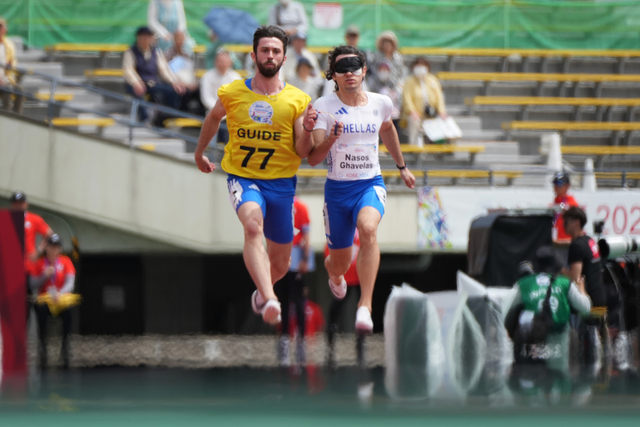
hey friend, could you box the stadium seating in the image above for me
[379,144,485,165]
[85,68,245,80]
[9,39,640,188]
[35,93,75,102]
[504,121,640,131]
[467,96,640,107]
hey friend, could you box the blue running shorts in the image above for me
[226,174,297,244]
[323,175,386,250]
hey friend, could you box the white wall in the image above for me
[0,116,419,253]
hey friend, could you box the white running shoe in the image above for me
[355,306,373,333]
[262,299,282,325]
[251,290,265,315]
[328,277,347,300]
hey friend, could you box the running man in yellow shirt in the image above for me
[195,25,318,325]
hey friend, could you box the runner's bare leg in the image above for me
[325,247,352,286]
[266,239,293,285]
[238,202,277,302]
[355,207,382,311]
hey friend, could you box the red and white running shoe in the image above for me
[328,277,347,300]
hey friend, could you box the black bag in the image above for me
[529,278,556,343]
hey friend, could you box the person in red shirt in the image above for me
[29,234,75,369]
[11,191,54,321]
[325,230,360,362]
[275,196,315,366]
[11,191,54,269]
[551,172,579,243]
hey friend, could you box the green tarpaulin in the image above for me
[0,0,639,50]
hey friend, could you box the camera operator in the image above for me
[561,207,606,308]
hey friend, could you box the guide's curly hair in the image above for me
[325,45,367,91]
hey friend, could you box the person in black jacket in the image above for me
[561,207,606,307]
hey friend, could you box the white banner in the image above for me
[312,3,343,29]
[418,187,640,252]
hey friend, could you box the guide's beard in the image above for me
[257,59,283,78]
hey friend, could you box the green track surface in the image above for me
[1,367,639,426]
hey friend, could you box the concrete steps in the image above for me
[133,139,187,157]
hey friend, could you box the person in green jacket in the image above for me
[511,246,592,336]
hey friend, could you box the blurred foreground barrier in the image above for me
[384,273,516,400]
[0,210,27,376]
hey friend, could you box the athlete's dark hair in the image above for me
[325,45,367,91]
[563,206,587,229]
[253,25,288,57]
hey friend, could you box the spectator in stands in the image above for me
[148,0,191,54]
[281,33,320,83]
[345,25,360,48]
[401,58,447,146]
[562,207,607,308]
[268,0,308,37]
[205,30,241,71]
[11,191,54,320]
[29,234,76,369]
[367,59,402,132]
[0,17,24,114]
[551,171,579,243]
[287,57,320,102]
[369,31,406,91]
[275,196,315,366]
[165,30,202,115]
[123,26,185,126]
[200,49,242,143]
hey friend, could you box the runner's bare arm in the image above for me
[307,123,343,166]
[294,104,318,159]
[380,120,416,189]
[194,99,227,173]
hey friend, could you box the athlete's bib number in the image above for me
[335,144,377,179]
[240,146,275,170]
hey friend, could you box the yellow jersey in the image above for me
[218,79,311,179]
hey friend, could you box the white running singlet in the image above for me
[313,91,393,181]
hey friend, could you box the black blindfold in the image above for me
[334,56,364,73]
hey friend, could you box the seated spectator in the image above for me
[200,50,242,142]
[0,17,24,114]
[506,246,591,349]
[29,234,77,369]
[165,30,202,114]
[281,33,320,83]
[268,0,308,37]
[205,30,241,71]
[148,0,190,54]
[368,59,402,131]
[369,30,406,90]
[123,26,185,126]
[401,58,447,146]
[287,57,320,102]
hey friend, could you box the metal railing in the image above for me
[1,64,206,150]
